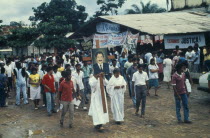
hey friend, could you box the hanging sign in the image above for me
[96,22,120,33]
[164,33,206,49]
[93,32,127,48]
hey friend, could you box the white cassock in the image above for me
[88,76,109,126]
[107,75,126,122]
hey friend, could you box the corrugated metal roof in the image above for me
[99,12,210,35]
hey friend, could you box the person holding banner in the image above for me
[88,73,109,132]
[93,51,110,80]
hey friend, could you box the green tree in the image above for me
[29,0,88,31]
[94,0,127,17]
[0,20,3,33]
[34,16,75,50]
[0,20,7,48]
[125,1,166,14]
[7,27,39,55]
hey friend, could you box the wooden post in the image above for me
[99,75,107,113]
[96,40,100,49]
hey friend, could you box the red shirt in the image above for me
[59,80,74,102]
[59,77,65,84]
[172,73,186,94]
[42,74,56,93]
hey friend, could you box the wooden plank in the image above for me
[99,75,107,113]
[108,55,115,60]
[82,57,92,61]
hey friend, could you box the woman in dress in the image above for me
[163,55,173,89]
[29,68,41,109]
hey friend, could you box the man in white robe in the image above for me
[88,73,109,131]
[107,69,126,124]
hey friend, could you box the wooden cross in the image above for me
[99,74,107,113]
[95,40,107,113]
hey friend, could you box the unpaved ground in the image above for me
[0,83,210,138]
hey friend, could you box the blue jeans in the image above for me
[46,92,56,113]
[79,89,85,108]
[0,88,6,106]
[16,82,28,105]
[83,78,90,99]
[129,81,136,106]
[121,68,126,81]
[174,94,189,121]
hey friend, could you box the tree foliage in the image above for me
[29,0,88,31]
[94,0,127,17]
[34,16,75,49]
[0,20,7,47]
[7,27,39,49]
[125,1,166,14]
[29,0,86,49]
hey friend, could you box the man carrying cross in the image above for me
[88,73,109,132]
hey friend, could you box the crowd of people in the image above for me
[0,43,209,132]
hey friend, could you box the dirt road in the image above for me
[0,83,210,138]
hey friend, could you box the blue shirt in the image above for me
[156,57,163,64]
[82,65,92,78]
[178,57,186,64]
[120,57,128,68]
[127,65,138,80]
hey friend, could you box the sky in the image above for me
[0,0,170,25]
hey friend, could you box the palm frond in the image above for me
[131,4,141,13]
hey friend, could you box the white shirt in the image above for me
[115,51,120,59]
[139,58,144,64]
[38,65,42,71]
[72,71,84,90]
[11,61,16,70]
[4,64,13,77]
[70,66,76,72]
[53,71,61,83]
[109,65,119,74]
[145,52,152,64]
[98,63,103,70]
[124,61,133,69]
[194,51,200,64]
[38,70,46,80]
[149,57,157,64]
[163,58,172,73]
[185,51,195,62]
[148,64,159,79]
[53,56,56,64]
[14,68,26,83]
[63,60,71,68]
[132,71,149,86]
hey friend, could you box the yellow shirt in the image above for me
[29,74,40,87]
[58,67,64,72]
[204,55,210,61]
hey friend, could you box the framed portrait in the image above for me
[92,48,109,77]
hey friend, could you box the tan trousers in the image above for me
[60,101,74,125]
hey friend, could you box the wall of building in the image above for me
[172,0,210,10]
[11,46,55,56]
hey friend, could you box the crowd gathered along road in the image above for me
[0,83,210,138]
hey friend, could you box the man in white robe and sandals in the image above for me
[88,72,109,132]
[107,68,126,125]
